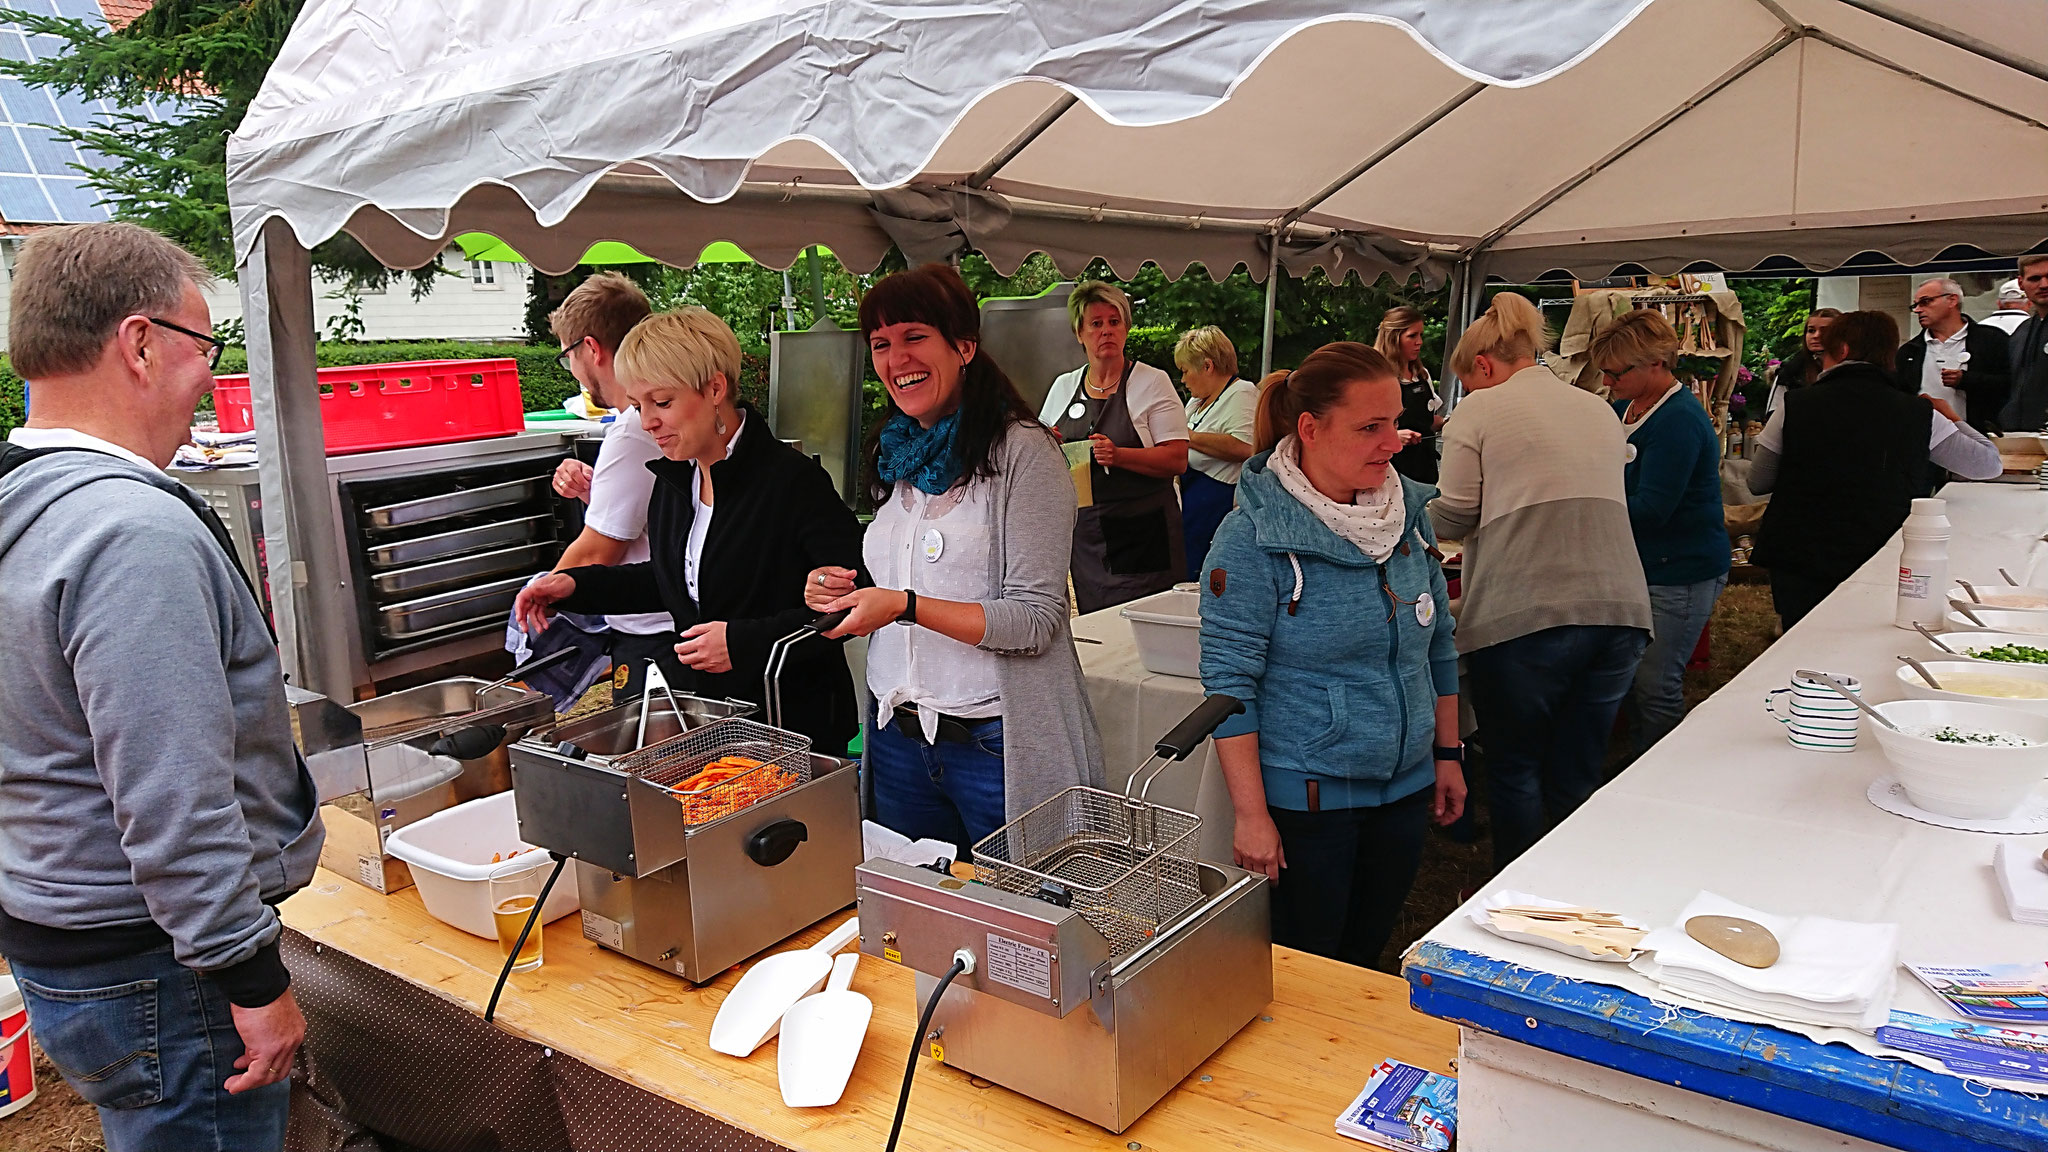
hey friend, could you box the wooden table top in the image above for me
[282,869,1457,1151]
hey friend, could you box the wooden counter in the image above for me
[283,868,1456,1151]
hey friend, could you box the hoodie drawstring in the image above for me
[1284,552,1303,616]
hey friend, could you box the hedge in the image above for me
[0,339,773,440]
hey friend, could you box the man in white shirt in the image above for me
[545,272,674,701]
[1983,280,2033,336]
[1896,277,2010,435]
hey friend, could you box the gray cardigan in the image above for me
[867,420,1105,821]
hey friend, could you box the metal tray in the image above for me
[364,477,550,531]
[370,542,556,600]
[349,678,555,746]
[540,695,759,759]
[376,574,535,640]
[364,514,554,570]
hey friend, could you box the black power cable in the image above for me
[883,956,968,1152]
[484,852,568,1024]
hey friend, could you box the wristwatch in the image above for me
[895,588,918,626]
[1432,743,1465,764]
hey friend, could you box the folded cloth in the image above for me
[504,604,612,711]
[1994,840,2048,926]
[1631,891,1897,1032]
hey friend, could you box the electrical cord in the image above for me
[484,852,568,1024]
[883,956,968,1152]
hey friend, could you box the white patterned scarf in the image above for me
[1267,435,1406,562]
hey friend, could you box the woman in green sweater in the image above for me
[1590,310,1730,758]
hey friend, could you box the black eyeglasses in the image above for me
[149,317,226,369]
[556,336,588,372]
[1910,295,1954,310]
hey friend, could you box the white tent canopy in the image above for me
[226,0,2048,698]
[230,0,2048,285]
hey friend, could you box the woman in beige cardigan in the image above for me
[1428,293,1651,871]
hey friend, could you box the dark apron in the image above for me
[1392,372,1438,484]
[1055,364,1185,614]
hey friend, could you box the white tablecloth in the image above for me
[1416,482,2048,1079]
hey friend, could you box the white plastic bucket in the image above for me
[1120,587,1203,678]
[383,791,579,939]
[0,975,38,1119]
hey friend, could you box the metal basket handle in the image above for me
[1123,694,1245,806]
[764,609,852,729]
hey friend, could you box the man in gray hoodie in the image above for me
[0,222,322,1151]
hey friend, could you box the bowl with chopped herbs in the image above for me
[1870,699,2048,819]
[1950,634,2048,665]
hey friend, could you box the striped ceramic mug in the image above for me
[1764,671,1862,752]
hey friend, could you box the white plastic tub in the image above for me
[383,791,579,939]
[1120,587,1202,678]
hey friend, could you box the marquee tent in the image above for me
[224,0,2048,696]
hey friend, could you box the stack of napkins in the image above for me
[1993,841,2048,925]
[1630,891,1898,1032]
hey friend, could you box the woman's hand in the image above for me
[1929,395,1963,424]
[1397,428,1424,447]
[1232,810,1286,882]
[512,572,575,635]
[1089,433,1117,467]
[1432,760,1467,826]
[804,565,858,612]
[674,621,731,673]
[819,587,909,639]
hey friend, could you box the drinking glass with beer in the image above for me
[489,859,548,972]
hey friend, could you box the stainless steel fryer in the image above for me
[855,694,1269,1133]
[510,711,860,982]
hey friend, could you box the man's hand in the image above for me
[1939,367,1964,389]
[553,458,594,501]
[225,990,305,1095]
[675,621,732,673]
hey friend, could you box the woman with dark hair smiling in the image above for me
[806,264,1103,857]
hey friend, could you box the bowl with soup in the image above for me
[1869,699,2048,819]
[1893,660,2048,717]
[1947,585,2048,612]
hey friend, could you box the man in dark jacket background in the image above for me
[1896,276,2009,435]
[2001,254,2048,433]
[0,223,321,1151]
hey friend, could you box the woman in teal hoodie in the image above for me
[1199,342,1466,971]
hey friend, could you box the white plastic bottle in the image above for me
[1896,497,1950,630]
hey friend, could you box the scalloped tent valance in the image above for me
[228,0,2048,285]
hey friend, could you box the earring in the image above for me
[715,414,727,437]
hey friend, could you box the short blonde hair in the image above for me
[549,271,650,352]
[1172,326,1238,378]
[1067,280,1132,332]
[1448,292,1552,379]
[1588,309,1680,373]
[614,307,742,399]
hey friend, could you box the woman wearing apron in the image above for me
[1037,281,1191,613]
[1376,306,1442,483]
[1175,325,1257,581]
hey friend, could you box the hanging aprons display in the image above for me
[1054,363,1185,614]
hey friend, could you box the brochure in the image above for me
[1334,1059,1457,1151]
[1876,1011,2048,1086]
[1906,962,2048,1024]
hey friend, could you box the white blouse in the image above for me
[863,475,1004,740]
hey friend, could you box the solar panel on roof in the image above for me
[0,173,52,221]
[43,175,104,222]
[0,2,162,223]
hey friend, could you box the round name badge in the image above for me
[1624,443,1639,463]
[1415,591,1435,628]
[922,528,944,563]
[1067,401,1087,421]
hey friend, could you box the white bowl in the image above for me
[1949,586,2048,612]
[1924,631,2048,665]
[1946,606,2048,635]
[1893,661,2048,717]
[1868,699,2048,820]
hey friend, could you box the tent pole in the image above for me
[805,245,831,329]
[1439,259,1475,414]
[244,218,354,699]
[1259,234,1281,378]
[1832,0,2048,84]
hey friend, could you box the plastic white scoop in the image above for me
[777,951,873,1107]
[709,916,860,1057]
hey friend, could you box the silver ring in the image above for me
[816,572,824,586]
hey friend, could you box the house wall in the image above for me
[0,240,531,351]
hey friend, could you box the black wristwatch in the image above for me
[1433,743,1465,764]
[895,588,918,626]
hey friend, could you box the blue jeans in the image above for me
[867,705,1007,860]
[1467,624,1648,871]
[1627,575,1727,757]
[1180,469,1237,582]
[7,946,289,1152]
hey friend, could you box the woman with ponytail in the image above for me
[1199,342,1466,970]
[805,264,1103,858]
[1375,306,1442,483]
[1430,292,1650,871]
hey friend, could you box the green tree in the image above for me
[0,0,443,293]
[1729,278,1818,370]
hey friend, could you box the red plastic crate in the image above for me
[213,359,525,455]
